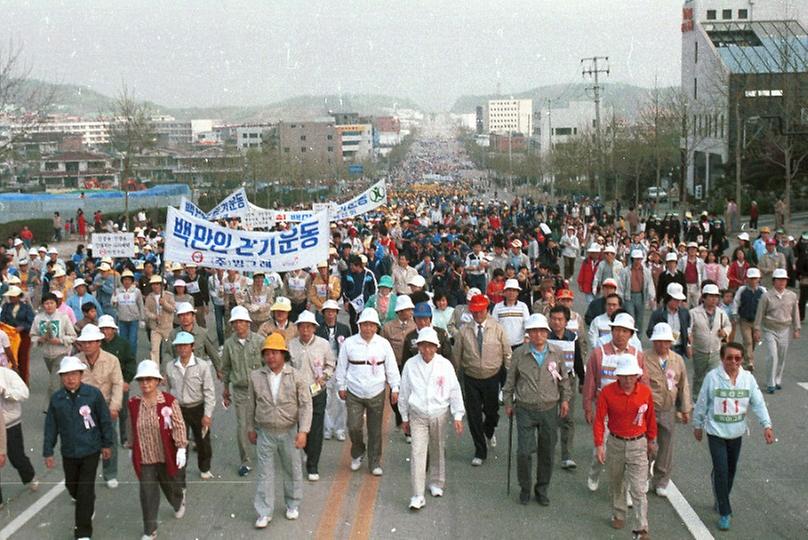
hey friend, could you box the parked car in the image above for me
[647,186,668,201]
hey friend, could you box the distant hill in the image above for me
[450,82,676,121]
[22,80,422,121]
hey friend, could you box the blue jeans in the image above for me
[213,303,225,346]
[708,434,742,516]
[118,320,139,359]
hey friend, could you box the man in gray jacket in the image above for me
[246,332,312,529]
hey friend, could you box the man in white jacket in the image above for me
[400,327,464,510]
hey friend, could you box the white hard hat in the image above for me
[666,283,686,300]
[395,295,415,312]
[97,315,118,330]
[357,307,381,326]
[613,354,643,376]
[650,322,675,342]
[295,310,319,326]
[72,278,87,288]
[134,360,163,380]
[772,268,788,280]
[524,313,550,331]
[630,249,645,259]
[587,243,602,253]
[58,356,87,374]
[175,302,196,315]
[665,252,678,262]
[603,245,616,254]
[407,275,426,288]
[608,312,637,332]
[504,279,521,290]
[415,327,440,346]
[321,299,341,312]
[746,268,761,279]
[702,283,721,296]
[76,324,105,342]
[229,305,252,323]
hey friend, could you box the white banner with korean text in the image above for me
[165,207,329,272]
[206,188,250,221]
[179,197,209,220]
[91,233,135,258]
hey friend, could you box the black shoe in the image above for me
[776,384,782,390]
[536,494,550,506]
[519,491,530,505]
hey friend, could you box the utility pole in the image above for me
[581,56,610,200]
[546,97,555,202]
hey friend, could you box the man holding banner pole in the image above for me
[341,255,377,334]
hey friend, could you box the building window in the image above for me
[722,9,732,19]
[738,9,748,19]
[327,134,333,140]
[301,147,307,152]
[706,10,716,20]
[283,147,290,153]
[694,77,698,99]
[300,135,306,141]
[327,146,334,152]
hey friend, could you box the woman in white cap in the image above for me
[44,356,114,540]
[144,276,176,364]
[400,327,464,510]
[126,360,188,540]
[113,269,145,359]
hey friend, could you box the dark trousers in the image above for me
[467,273,487,293]
[213,303,225,346]
[180,403,212,474]
[0,423,37,502]
[516,406,558,496]
[63,452,100,539]
[139,463,184,535]
[563,256,575,280]
[799,284,808,321]
[559,375,576,460]
[346,390,385,470]
[708,434,743,517]
[119,389,130,445]
[348,304,359,334]
[463,374,500,460]
[304,391,327,474]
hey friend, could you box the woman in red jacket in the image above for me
[727,247,749,290]
[128,360,188,539]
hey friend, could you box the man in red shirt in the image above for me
[594,354,656,539]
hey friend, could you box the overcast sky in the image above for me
[5,0,685,110]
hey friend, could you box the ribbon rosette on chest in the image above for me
[436,375,446,398]
[547,361,562,381]
[665,368,676,390]
[79,405,95,430]
[337,335,345,345]
[369,356,378,375]
[161,406,173,430]
[634,403,648,426]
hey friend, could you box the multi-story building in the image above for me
[335,123,373,162]
[533,101,600,155]
[486,99,533,135]
[278,120,341,167]
[235,124,275,152]
[681,0,808,198]
[19,117,111,148]
[34,151,120,189]
[374,116,401,148]
[152,116,193,147]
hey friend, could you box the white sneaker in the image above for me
[29,477,40,492]
[488,435,497,448]
[174,491,186,518]
[429,485,444,497]
[371,467,383,476]
[308,473,320,482]
[350,456,363,471]
[655,486,669,498]
[285,507,299,520]
[626,492,633,508]
[405,435,412,444]
[587,475,599,492]
[106,478,119,489]
[560,459,577,470]
[471,457,483,466]
[140,534,156,540]
[200,471,214,480]
[409,496,426,510]
[336,430,347,441]
[324,431,333,440]
[255,515,271,528]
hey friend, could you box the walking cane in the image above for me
[506,413,513,495]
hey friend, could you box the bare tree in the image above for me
[0,40,58,159]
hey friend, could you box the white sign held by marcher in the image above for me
[179,197,209,220]
[165,206,329,272]
[91,233,135,258]
[207,188,249,220]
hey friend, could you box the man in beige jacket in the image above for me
[453,294,511,466]
[144,276,175,364]
[246,333,312,529]
[76,324,124,489]
[644,323,691,497]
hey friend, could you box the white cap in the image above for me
[38,246,47,252]
[524,313,550,331]
[466,287,482,302]
[687,241,698,249]
[357,307,381,326]
[540,223,552,235]
[175,302,196,315]
[295,310,319,326]
[702,283,721,296]
[76,324,105,342]
[650,322,675,342]
[321,299,341,312]
[134,360,163,380]
[614,354,643,376]
[630,249,644,259]
[52,268,66,278]
[602,278,618,289]
[746,267,761,279]
[737,232,750,241]
[97,315,118,330]
[666,283,686,300]
[608,312,636,331]
[773,268,788,280]
[504,279,521,290]
[173,279,187,288]
[395,295,415,312]
[603,245,616,254]
[407,275,426,288]
[587,243,602,253]
[28,248,38,256]
[13,238,22,246]
[17,258,28,265]
[73,278,87,288]
[415,327,440,346]
[58,356,87,374]
[229,305,251,323]
[47,247,58,255]
[665,252,678,262]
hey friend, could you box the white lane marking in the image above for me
[0,480,65,540]
[797,382,808,391]
[667,480,714,540]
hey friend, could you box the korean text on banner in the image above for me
[207,188,249,220]
[244,202,276,230]
[165,206,329,273]
[179,197,209,220]
[91,233,135,258]
[330,179,386,221]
